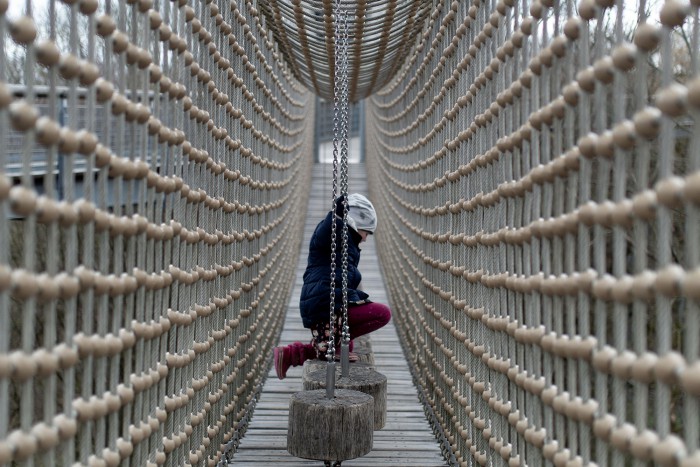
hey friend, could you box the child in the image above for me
[273,193,391,379]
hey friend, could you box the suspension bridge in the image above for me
[1,0,699,466]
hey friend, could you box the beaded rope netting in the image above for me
[2,0,700,466]
[367,0,700,466]
[0,0,312,464]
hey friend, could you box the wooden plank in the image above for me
[230,163,446,466]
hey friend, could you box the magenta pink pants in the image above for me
[346,302,392,339]
[285,302,392,364]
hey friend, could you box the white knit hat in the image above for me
[347,193,377,233]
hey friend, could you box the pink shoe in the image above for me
[274,346,292,380]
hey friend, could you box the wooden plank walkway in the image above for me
[230,163,447,466]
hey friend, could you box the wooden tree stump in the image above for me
[303,362,387,429]
[287,389,374,462]
[302,359,376,378]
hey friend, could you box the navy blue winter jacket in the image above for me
[299,210,370,328]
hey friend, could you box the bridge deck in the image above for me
[231,163,447,466]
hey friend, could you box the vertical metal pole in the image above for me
[358,99,365,163]
[341,341,350,377]
[56,96,66,200]
[326,361,337,398]
[314,96,321,163]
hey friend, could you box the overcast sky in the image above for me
[7,0,662,22]
[8,0,45,19]
[5,0,665,47]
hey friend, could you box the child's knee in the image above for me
[375,303,392,326]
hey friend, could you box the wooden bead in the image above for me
[655,263,685,296]
[562,82,580,107]
[32,422,59,450]
[656,176,686,208]
[159,24,172,41]
[137,49,152,69]
[683,267,700,300]
[0,174,10,204]
[659,0,690,28]
[630,429,659,461]
[610,423,636,452]
[628,352,657,384]
[612,42,637,71]
[634,23,661,52]
[9,16,37,44]
[148,10,162,29]
[36,40,61,67]
[564,17,582,40]
[610,350,636,379]
[612,120,636,149]
[632,190,658,220]
[592,345,616,373]
[655,83,688,117]
[112,31,129,54]
[593,56,614,84]
[9,186,37,216]
[0,82,11,109]
[595,131,615,158]
[36,273,61,301]
[93,78,114,103]
[96,14,116,37]
[681,452,700,467]
[578,133,598,159]
[592,413,616,440]
[680,360,700,396]
[9,100,39,132]
[79,0,98,14]
[655,351,685,384]
[553,449,572,467]
[684,171,700,204]
[652,435,687,467]
[530,0,545,19]
[543,441,559,460]
[7,430,38,461]
[633,107,662,139]
[59,54,81,80]
[79,61,100,86]
[53,414,77,441]
[58,127,79,153]
[137,0,152,12]
[76,129,98,155]
[9,349,37,381]
[35,116,61,147]
[631,270,657,300]
[576,67,596,93]
[578,0,598,20]
[551,36,568,58]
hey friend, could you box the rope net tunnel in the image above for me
[0,1,699,467]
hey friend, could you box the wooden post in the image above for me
[287,389,374,462]
[303,362,388,429]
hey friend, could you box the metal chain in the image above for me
[326,0,353,393]
[338,0,351,362]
